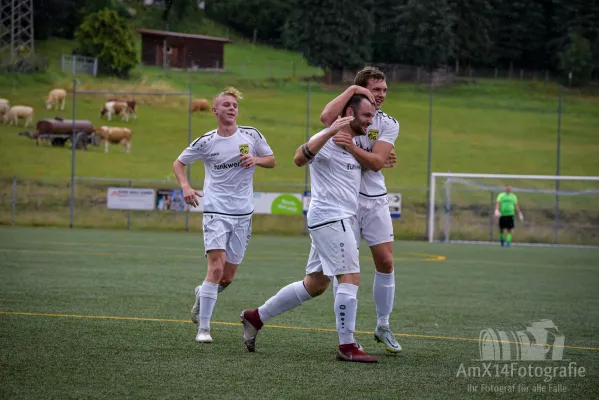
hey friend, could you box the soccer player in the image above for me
[494,184,524,247]
[319,66,401,353]
[173,87,276,343]
[240,94,379,363]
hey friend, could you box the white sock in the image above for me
[335,283,358,345]
[198,281,219,330]
[196,284,227,295]
[373,270,395,327]
[218,285,227,293]
[258,281,312,323]
[332,276,339,298]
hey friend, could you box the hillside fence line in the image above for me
[3,80,596,246]
[3,176,598,246]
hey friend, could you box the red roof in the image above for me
[136,29,232,43]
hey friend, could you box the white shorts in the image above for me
[202,214,252,265]
[353,196,394,248]
[305,218,360,277]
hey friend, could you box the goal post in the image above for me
[428,173,599,247]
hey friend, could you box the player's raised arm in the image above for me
[294,116,354,167]
[334,135,394,172]
[320,86,375,127]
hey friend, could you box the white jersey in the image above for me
[177,126,273,217]
[307,130,362,228]
[354,110,399,198]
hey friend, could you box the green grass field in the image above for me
[1,226,598,399]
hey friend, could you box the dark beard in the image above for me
[351,120,366,136]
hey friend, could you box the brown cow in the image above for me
[99,101,132,122]
[94,125,133,153]
[191,98,210,113]
[108,98,137,119]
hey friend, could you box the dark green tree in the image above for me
[394,0,457,69]
[551,0,599,72]
[490,0,547,71]
[206,0,290,44]
[451,0,495,68]
[559,32,594,86]
[33,0,130,40]
[74,9,137,77]
[282,0,374,81]
[370,0,405,63]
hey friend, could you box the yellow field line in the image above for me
[1,311,597,351]
[0,248,445,262]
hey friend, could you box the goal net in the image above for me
[428,173,599,247]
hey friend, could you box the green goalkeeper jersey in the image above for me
[497,192,518,216]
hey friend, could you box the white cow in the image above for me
[45,88,67,110]
[2,105,34,128]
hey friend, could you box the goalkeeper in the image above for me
[494,185,523,247]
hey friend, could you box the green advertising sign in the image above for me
[271,194,302,215]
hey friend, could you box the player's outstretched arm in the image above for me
[294,116,354,167]
[320,85,375,127]
[173,160,202,207]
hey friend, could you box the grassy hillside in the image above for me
[1,37,598,240]
[1,50,597,186]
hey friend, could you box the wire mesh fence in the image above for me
[2,77,596,246]
[1,176,431,238]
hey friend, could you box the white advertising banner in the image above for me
[107,187,156,210]
[388,193,402,219]
[181,192,302,215]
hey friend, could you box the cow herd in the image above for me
[2,88,212,154]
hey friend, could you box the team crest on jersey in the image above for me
[239,144,249,155]
[367,129,379,141]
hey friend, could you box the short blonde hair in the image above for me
[213,86,243,106]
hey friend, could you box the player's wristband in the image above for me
[301,143,315,160]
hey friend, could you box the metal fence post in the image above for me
[93,58,98,77]
[489,191,494,241]
[12,176,16,227]
[302,81,311,236]
[72,55,76,75]
[61,55,64,74]
[69,79,77,228]
[185,82,193,232]
[127,180,132,230]
[425,80,434,239]
[554,86,563,244]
